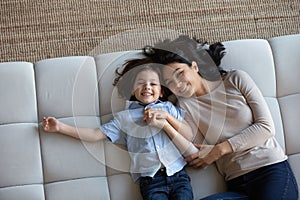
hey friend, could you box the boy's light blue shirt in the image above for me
[99,100,187,182]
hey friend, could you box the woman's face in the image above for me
[162,62,201,98]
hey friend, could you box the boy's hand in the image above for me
[143,108,168,121]
[43,117,60,132]
[143,111,166,129]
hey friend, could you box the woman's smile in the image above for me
[178,82,188,93]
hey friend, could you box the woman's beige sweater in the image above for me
[178,70,287,181]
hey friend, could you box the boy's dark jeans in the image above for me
[139,168,193,200]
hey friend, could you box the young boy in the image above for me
[43,59,197,200]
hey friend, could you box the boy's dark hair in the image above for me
[143,35,226,81]
[113,58,171,101]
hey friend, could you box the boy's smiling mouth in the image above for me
[142,92,153,96]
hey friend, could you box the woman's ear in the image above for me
[191,61,199,72]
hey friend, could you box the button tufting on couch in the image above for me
[0,34,299,200]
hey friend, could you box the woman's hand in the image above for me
[185,141,233,169]
[185,144,215,169]
[43,116,60,132]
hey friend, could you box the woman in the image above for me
[142,35,299,200]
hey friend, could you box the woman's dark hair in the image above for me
[113,58,171,101]
[143,35,226,81]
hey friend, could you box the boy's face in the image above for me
[133,69,162,105]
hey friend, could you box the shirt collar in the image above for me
[127,100,162,109]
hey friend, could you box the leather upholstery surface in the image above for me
[0,34,299,200]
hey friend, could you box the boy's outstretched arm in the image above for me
[43,117,107,142]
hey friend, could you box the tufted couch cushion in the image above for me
[0,34,299,200]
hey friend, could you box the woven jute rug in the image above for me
[1,0,299,62]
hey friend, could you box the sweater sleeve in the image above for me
[227,70,275,152]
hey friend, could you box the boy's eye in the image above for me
[135,81,160,87]
[136,81,145,85]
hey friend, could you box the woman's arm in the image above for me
[166,113,194,141]
[163,122,199,156]
[144,108,193,141]
[227,70,275,152]
[144,114,198,156]
[43,117,107,142]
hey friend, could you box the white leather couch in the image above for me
[0,34,299,200]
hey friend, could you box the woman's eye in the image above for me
[176,71,183,78]
[165,80,174,87]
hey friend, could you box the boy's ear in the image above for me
[131,88,136,96]
[158,89,163,100]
